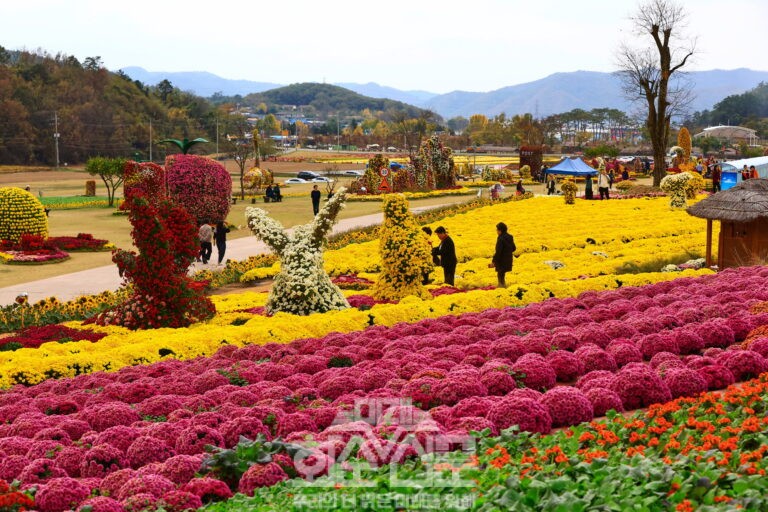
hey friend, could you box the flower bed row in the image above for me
[0,267,766,511]
[0,268,704,388]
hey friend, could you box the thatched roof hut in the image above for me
[688,179,768,222]
[687,179,768,269]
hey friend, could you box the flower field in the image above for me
[0,266,767,510]
[2,193,767,511]
[243,195,713,286]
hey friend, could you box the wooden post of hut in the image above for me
[687,179,768,269]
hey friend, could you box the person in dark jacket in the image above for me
[214,220,230,265]
[489,222,516,288]
[433,226,457,286]
[311,185,322,215]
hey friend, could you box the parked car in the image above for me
[297,171,320,180]
[343,170,364,176]
[311,177,334,183]
[284,178,308,184]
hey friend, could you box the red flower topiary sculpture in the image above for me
[95,196,215,329]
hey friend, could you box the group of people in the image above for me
[424,222,516,289]
[264,184,282,203]
[197,220,230,265]
[741,165,760,182]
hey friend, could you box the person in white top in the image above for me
[597,169,611,200]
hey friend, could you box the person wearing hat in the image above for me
[489,222,516,288]
[433,226,457,286]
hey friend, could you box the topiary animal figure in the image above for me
[246,189,350,315]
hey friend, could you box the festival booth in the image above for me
[719,156,768,190]
[545,157,599,177]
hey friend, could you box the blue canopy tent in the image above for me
[545,157,598,177]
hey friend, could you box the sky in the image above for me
[3,0,767,94]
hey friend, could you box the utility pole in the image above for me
[149,118,153,161]
[53,112,60,169]
[215,116,219,155]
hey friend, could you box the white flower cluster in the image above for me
[246,188,350,315]
[543,260,565,270]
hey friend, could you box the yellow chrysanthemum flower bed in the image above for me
[346,188,476,201]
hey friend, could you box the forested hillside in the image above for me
[241,83,434,120]
[689,82,768,136]
[0,48,217,165]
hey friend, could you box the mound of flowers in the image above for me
[0,324,106,351]
[0,234,69,265]
[0,187,48,242]
[166,154,231,224]
[0,267,766,511]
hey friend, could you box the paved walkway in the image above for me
[0,206,439,306]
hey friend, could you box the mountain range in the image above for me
[121,66,768,119]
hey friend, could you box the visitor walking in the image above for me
[597,169,610,200]
[311,185,322,215]
[422,226,434,285]
[711,164,721,193]
[489,222,516,288]
[198,221,213,264]
[546,174,556,195]
[265,185,275,202]
[214,220,230,265]
[433,226,457,286]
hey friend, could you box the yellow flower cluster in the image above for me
[0,187,48,242]
[347,187,475,202]
[371,195,432,301]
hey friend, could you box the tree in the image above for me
[83,56,103,71]
[85,157,126,206]
[156,79,174,103]
[616,0,696,186]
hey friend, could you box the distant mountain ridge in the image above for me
[422,69,768,118]
[120,67,281,97]
[120,66,768,119]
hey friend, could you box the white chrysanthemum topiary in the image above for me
[246,188,350,315]
[0,187,48,242]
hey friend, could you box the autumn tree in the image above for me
[616,0,696,186]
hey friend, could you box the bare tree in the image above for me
[616,0,696,186]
